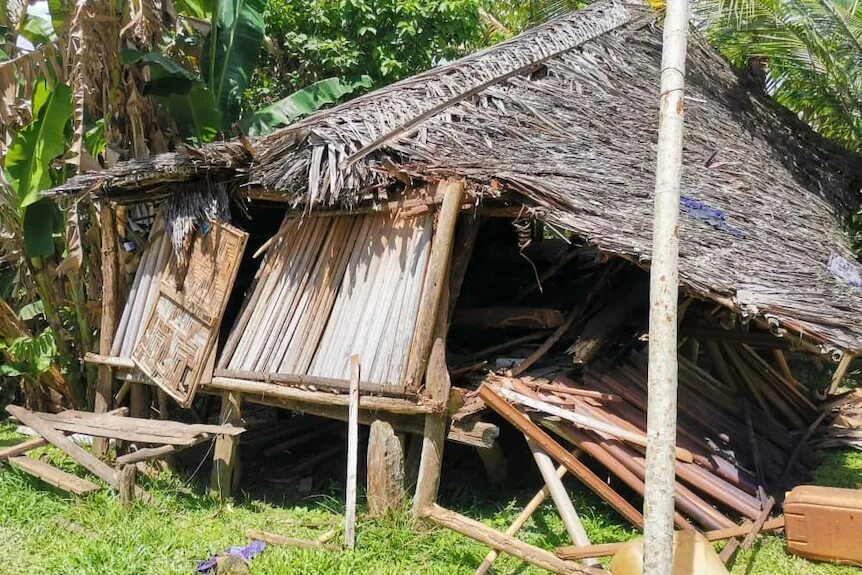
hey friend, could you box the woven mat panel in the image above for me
[133,223,248,406]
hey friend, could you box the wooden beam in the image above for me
[452,307,565,330]
[0,437,47,461]
[421,504,606,575]
[213,368,409,398]
[507,305,579,377]
[478,385,644,529]
[210,391,243,501]
[118,464,136,508]
[244,529,340,552]
[344,355,360,549]
[207,376,438,415]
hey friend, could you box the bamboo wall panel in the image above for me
[220,212,432,394]
[110,215,171,358]
[133,223,248,406]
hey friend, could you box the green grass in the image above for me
[1,422,861,575]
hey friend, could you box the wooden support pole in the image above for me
[405,179,465,388]
[475,442,508,484]
[118,464,136,508]
[528,439,598,566]
[412,278,452,516]
[94,203,120,459]
[644,0,689,571]
[479,385,644,529]
[421,504,605,575]
[475,460,571,575]
[345,354,360,549]
[210,391,242,501]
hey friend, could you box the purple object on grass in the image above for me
[196,540,266,573]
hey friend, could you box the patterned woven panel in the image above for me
[133,223,248,406]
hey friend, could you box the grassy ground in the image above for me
[1,422,861,575]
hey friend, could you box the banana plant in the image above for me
[123,0,370,142]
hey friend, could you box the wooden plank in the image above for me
[244,529,341,552]
[5,405,151,502]
[213,368,407,398]
[9,456,100,495]
[344,355,360,549]
[36,410,244,436]
[27,421,200,446]
[0,437,47,461]
[116,438,206,466]
[828,354,854,395]
[556,517,787,560]
[421,504,606,575]
[478,385,644,529]
[497,386,694,463]
[507,305,579,377]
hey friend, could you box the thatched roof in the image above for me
[48,0,862,354]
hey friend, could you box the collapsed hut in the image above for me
[44,0,862,558]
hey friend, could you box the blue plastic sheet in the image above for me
[680,195,746,239]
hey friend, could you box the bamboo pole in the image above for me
[528,440,598,567]
[644,0,689,572]
[828,354,854,395]
[345,354,360,549]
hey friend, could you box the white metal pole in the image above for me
[644,1,690,574]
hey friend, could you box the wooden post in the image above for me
[118,464,136,508]
[644,0,689,572]
[210,391,242,501]
[409,180,463,516]
[367,420,407,517]
[475,443,508,484]
[93,203,121,458]
[405,179,465,388]
[345,354,360,549]
[527,439,598,566]
[411,282,452,516]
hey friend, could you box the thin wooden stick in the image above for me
[474,461,570,575]
[245,529,341,552]
[740,496,775,551]
[344,354,360,550]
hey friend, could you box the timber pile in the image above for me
[1,405,244,504]
[813,389,862,450]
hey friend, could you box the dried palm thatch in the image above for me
[46,1,862,355]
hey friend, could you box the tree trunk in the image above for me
[643,1,690,574]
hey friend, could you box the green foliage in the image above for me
[241,75,372,137]
[486,0,584,35]
[252,0,485,106]
[22,198,60,258]
[0,328,57,377]
[4,82,72,210]
[165,82,223,143]
[201,0,266,129]
[17,301,45,321]
[695,0,862,252]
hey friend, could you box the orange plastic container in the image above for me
[784,485,862,566]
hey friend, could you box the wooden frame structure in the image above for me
[85,179,480,508]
